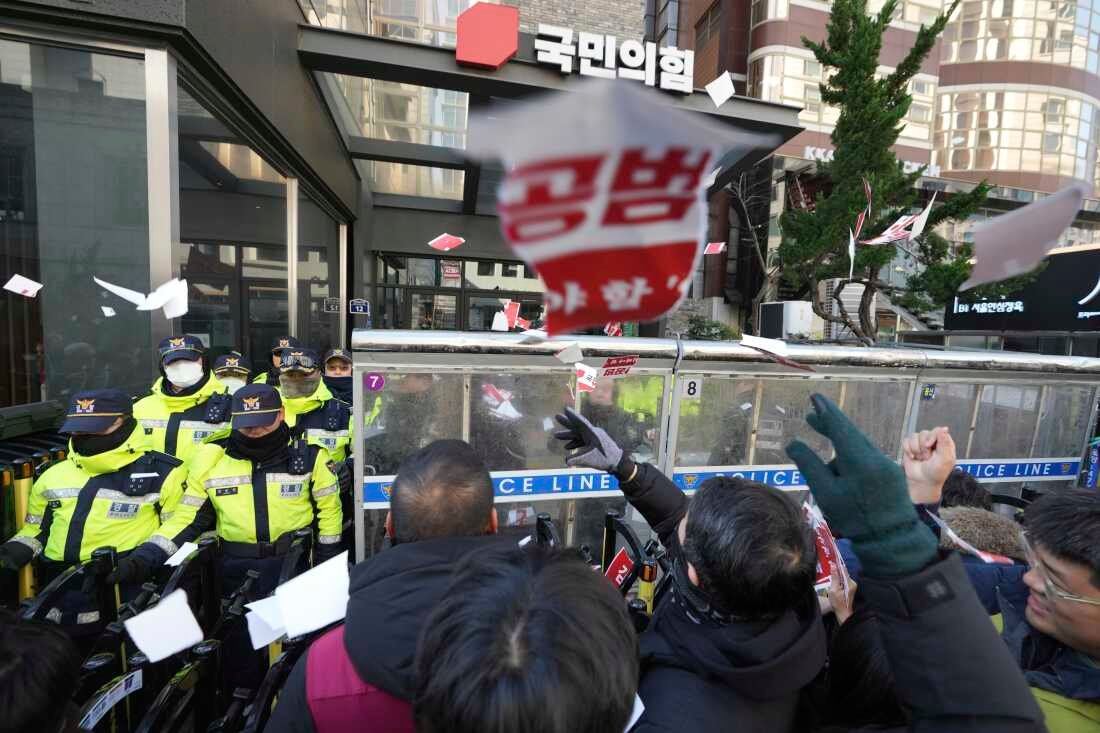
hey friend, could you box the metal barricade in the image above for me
[351,331,1100,563]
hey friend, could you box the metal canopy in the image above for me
[299,25,803,201]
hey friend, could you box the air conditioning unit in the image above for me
[759,301,820,339]
[819,279,876,340]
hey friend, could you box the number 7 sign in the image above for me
[365,372,386,392]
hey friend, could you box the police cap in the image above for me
[231,384,282,429]
[60,389,133,434]
[157,335,204,365]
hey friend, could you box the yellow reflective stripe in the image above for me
[268,473,310,483]
[96,489,161,504]
[307,428,350,438]
[180,495,206,507]
[179,420,230,430]
[12,535,42,556]
[317,534,342,545]
[204,475,251,489]
[146,535,177,556]
[140,419,169,429]
[313,483,339,498]
[42,488,81,500]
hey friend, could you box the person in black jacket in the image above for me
[555,407,828,733]
[266,439,506,733]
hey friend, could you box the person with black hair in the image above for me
[133,335,232,469]
[413,545,640,733]
[941,468,993,510]
[0,609,83,733]
[554,407,827,732]
[267,439,505,733]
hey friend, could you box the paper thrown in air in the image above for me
[164,541,198,567]
[467,79,782,335]
[123,589,202,662]
[847,229,855,281]
[101,306,116,318]
[491,311,510,331]
[704,71,735,108]
[741,334,789,356]
[960,185,1086,291]
[274,551,349,638]
[555,343,584,364]
[704,242,727,255]
[3,274,44,298]
[245,596,287,650]
[907,191,937,241]
[94,276,189,319]
[575,362,599,393]
[625,695,646,732]
[519,328,548,343]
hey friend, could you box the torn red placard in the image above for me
[600,355,638,379]
[575,363,598,392]
[428,233,466,251]
[704,242,726,255]
[604,547,635,589]
[604,322,623,337]
[803,503,849,591]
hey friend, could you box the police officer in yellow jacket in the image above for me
[278,349,353,462]
[0,389,205,623]
[184,383,343,597]
[133,335,232,468]
[253,335,302,385]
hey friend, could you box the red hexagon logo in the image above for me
[456,3,520,70]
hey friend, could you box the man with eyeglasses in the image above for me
[897,428,1100,732]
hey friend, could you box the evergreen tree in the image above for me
[777,0,990,344]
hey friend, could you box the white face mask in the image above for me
[164,359,204,389]
[220,377,247,395]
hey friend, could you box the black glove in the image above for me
[106,542,164,585]
[554,407,629,474]
[0,541,34,571]
[335,458,353,497]
[313,540,345,566]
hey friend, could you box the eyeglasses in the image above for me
[1021,532,1100,607]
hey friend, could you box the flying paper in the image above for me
[428,233,465,251]
[907,191,937,241]
[556,343,584,364]
[468,79,780,335]
[741,334,789,356]
[848,229,855,281]
[274,551,350,638]
[575,362,599,393]
[704,242,727,255]
[519,328,549,343]
[604,322,623,337]
[625,695,646,733]
[245,596,287,650]
[3,274,43,298]
[491,311,510,331]
[960,185,1086,291]
[600,355,639,378]
[164,541,198,567]
[704,71,735,108]
[101,306,116,318]
[94,276,189,319]
[123,589,203,662]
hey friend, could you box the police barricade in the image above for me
[351,331,1100,563]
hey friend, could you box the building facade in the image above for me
[0,0,799,408]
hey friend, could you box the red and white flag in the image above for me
[704,241,726,255]
[468,80,763,336]
[862,177,873,216]
[861,213,918,245]
[428,233,465,251]
[604,322,623,337]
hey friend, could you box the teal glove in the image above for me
[786,394,937,578]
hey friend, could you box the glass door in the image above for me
[408,291,458,330]
[180,278,238,361]
[244,279,290,359]
[466,293,544,331]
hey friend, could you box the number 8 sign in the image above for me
[365,373,386,392]
[679,376,702,400]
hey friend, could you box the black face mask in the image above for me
[72,417,137,457]
[227,423,290,464]
[323,375,353,403]
[669,551,733,625]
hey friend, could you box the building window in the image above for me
[696,2,721,48]
[911,79,931,95]
[477,261,494,276]
[910,104,931,122]
[523,265,538,279]
[502,263,519,278]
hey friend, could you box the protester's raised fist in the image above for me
[902,427,956,506]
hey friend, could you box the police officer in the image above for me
[213,352,251,395]
[254,335,302,384]
[133,335,232,469]
[0,390,204,621]
[321,348,353,404]
[185,384,343,596]
[278,349,353,462]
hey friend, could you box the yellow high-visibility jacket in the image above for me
[185,438,342,547]
[282,381,353,462]
[133,375,231,468]
[10,426,201,563]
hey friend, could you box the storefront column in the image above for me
[144,47,179,355]
[287,177,300,338]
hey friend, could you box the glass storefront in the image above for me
[0,38,150,407]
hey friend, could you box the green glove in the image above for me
[786,394,937,578]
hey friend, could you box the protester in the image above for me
[413,546,639,733]
[322,348,354,404]
[0,609,83,733]
[786,395,1045,731]
[133,335,231,467]
[941,467,993,510]
[939,505,1026,561]
[0,390,202,624]
[266,439,503,733]
[554,407,827,732]
[212,352,251,394]
[278,349,353,462]
[818,603,904,731]
[254,335,302,384]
